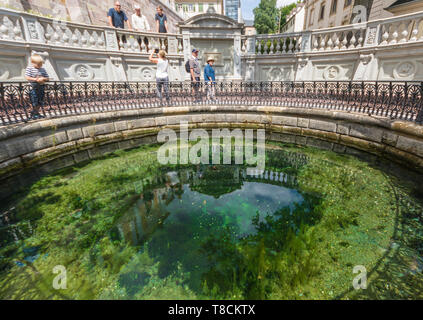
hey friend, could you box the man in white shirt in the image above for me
[132,5,150,31]
[132,5,151,52]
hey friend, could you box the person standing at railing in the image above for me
[149,50,170,105]
[132,4,150,50]
[204,57,216,101]
[25,54,49,120]
[189,48,202,103]
[108,2,132,30]
[132,5,150,31]
[155,6,168,33]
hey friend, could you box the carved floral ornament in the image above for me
[366,27,377,45]
[394,61,416,79]
[141,67,154,81]
[73,64,94,80]
[323,66,340,80]
[27,20,40,40]
[0,16,23,40]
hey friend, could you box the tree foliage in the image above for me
[253,0,298,34]
[253,0,278,34]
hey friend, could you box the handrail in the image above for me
[0,81,422,126]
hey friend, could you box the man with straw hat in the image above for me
[204,56,216,101]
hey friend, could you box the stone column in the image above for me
[233,33,242,80]
[182,30,191,81]
[245,59,256,81]
[353,53,376,81]
[167,35,178,55]
[300,31,312,53]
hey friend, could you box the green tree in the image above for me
[253,0,278,34]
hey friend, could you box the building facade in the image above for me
[174,0,224,19]
[303,0,358,30]
[225,0,241,22]
[280,3,305,33]
[303,0,423,30]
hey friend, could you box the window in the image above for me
[319,4,325,20]
[188,4,194,12]
[331,0,337,14]
[344,0,352,7]
[199,3,204,12]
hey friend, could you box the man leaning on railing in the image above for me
[132,4,150,51]
[108,1,132,30]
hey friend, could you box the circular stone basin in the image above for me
[0,142,422,300]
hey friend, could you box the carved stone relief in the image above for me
[259,66,292,81]
[313,63,354,81]
[26,20,40,40]
[0,57,25,80]
[56,60,107,81]
[394,62,416,78]
[73,64,94,80]
[366,27,377,45]
[379,59,422,80]
[323,66,340,80]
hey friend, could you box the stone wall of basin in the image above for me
[0,105,422,200]
[2,8,423,82]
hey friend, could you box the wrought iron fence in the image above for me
[0,81,422,126]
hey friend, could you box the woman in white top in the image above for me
[149,50,170,104]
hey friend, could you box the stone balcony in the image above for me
[1,7,423,82]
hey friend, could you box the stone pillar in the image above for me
[21,15,45,44]
[182,30,191,81]
[295,58,312,81]
[247,34,256,54]
[300,31,312,53]
[353,53,376,81]
[105,29,119,51]
[245,59,256,81]
[109,57,127,81]
[363,23,380,47]
[233,33,242,80]
[167,35,178,54]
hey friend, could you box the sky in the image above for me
[241,0,297,21]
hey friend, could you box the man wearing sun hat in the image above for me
[204,56,216,101]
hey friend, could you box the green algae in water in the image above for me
[0,143,422,300]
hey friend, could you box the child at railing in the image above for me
[25,54,49,120]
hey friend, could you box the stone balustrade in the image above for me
[310,24,366,51]
[255,33,303,54]
[1,7,423,82]
[0,8,183,54]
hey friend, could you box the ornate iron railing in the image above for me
[0,81,422,126]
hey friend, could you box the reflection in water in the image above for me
[111,165,306,247]
[1,145,422,300]
[109,163,321,298]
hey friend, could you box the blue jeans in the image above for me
[156,77,169,101]
[29,84,45,113]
